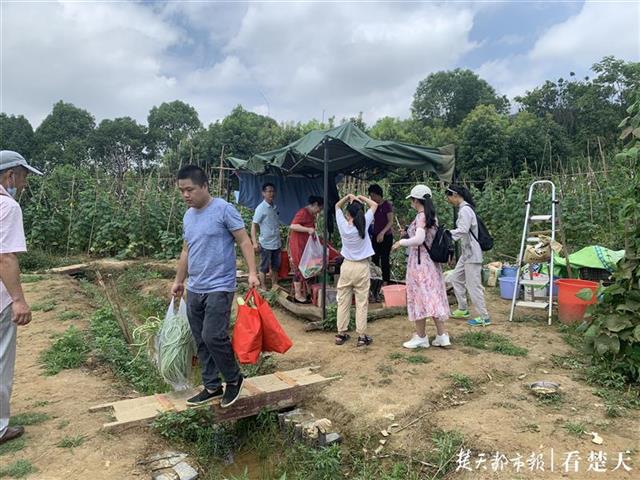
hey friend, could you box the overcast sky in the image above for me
[1,1,638,128]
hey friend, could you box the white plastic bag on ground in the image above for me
[156,298,195,391]
[299,234,324,279]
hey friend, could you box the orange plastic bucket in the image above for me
[555,279,598,324]
[381,284,407,307]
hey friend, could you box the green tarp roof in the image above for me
[228,122,455,182]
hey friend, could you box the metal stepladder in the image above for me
[508,180,559,325]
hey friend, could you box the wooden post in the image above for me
[65,174,76,257]
[597,136,607,178]
[218,145,226,197]
[321,138,329,324]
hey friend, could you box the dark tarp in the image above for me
[228,121,455,181]
[236,171,339,225]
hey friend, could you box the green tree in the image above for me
[457,105,509,181]
[218,105,281,159]
[0,113,35,158]
[506,112,571,174]
[412,69,509,128]
[89,117,147,181]
[147,100,202,158]
[515,57,639,153]
[369,117,425,143]
[32,101,95,170]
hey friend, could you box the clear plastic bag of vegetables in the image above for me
[155,297,196,391]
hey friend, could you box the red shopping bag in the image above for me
[253,290,293,354]
[232,290,263,364]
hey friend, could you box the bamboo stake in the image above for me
[96,271,133,344]
[87,169,100,255]
[597,136,607,178]
[65,173,76,257]
[218,145,226,198]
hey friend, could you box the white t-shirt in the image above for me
[0,184,27,313]
[336,209,375,261]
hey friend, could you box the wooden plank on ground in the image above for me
[90,367,336,432]
[47,263,90,275]
[274,288,321,321]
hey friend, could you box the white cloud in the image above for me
[1,1,182,125]
[1,1,478,127]
[184,56,252,91]
[478,1,639,106]
[530,1,639,63]
[223,2,477,121]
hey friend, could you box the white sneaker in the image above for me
[432,334,451,347]
[403,334,430,349]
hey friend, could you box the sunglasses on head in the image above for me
[446,189,456,196]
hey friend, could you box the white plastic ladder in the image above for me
[508,180,558,325]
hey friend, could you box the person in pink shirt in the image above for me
[0,150,42,446]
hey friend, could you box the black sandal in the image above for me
[290,296,311,304]
[335,333,350,345]
[357,335,373,347]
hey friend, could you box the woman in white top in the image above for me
[334,194,378,347]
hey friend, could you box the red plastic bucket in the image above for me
[381,285,407,307]
[555,279,598,324]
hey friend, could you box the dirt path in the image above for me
[3,275,162,480]
[4,271,639,479]
[273,290,640,479]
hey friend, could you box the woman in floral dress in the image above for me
[392,184,451,349]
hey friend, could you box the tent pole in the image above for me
[322,137,329,324]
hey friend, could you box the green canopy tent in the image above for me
[229,122,455,321]
[228,121,454,179]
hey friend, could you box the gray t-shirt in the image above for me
[183,198,245,293]
[252,200,282,250]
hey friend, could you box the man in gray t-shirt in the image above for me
[171,165,259,409]
[251,182,282,289]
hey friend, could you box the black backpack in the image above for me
[417,226,454,264]
[465,206,494,251]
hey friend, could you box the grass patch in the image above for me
[241,356,276,378]
[376,363,395,377]
[10,412,51,426]
[39,326,89,375]
[426,429,465,477]
[406,354,431,364]
[56,311,81,321]
[0,437,26,456]
[31,301,56,312]
[29,400,50,408]
[556,323,585,350]
[450,373,473,391]
[56,435,86,448]
[90,307,167,395]
[458,331,528,357]
[520,423,540,433]
[20,274,44,283]
[585,363,628,390]
[388,352,432,365]
[536,392,564,407]
[550,354,584,370]
[563,421,586,437]
[594,388,640,418]
[57,419,70,430]
[0,460,36,479]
